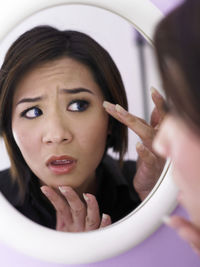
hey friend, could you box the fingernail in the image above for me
[150,86,160,98]
[40,187,50,196]
[115,104,128,116]
[150,86,157,94]
[162,215,171,225]
[102,213,109,221]
[58,186,67,194]
[83,193,89,202]
[103,101,115,112]
[150,86,156,94]
[103,101,109,108]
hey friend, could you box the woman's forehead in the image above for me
[13,57,104,103]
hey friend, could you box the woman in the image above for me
[153,0,200,255]
[0,25,163,232]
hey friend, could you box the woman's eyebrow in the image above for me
[60,88,95,95]
[16,96,42,106]
[16,88,95,106]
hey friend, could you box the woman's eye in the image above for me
[68,100,89,112]
[21,107,42,119]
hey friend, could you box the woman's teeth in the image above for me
[51,160,72,165]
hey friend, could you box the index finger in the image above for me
[103,101,154,144]
[59,186,86,230]
[41,186,72,224]
[151,87,166,121]
[83,193,101,231]
[164,215,200,254]
[150,107,160,128]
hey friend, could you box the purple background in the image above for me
[1,0,200,266]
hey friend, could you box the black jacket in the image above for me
[0,155,141,229]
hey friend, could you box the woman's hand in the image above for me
[41,186,111,232]
[103,87,166,201]
[164,215,200,256]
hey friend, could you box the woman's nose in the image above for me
[42,115,73,144]
[153,116,171,158]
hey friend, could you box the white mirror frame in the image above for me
[0,0,178,264]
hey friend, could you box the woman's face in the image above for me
[153,114,200,227]
[12,57,109,193]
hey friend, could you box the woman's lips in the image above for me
[46,155,77,175]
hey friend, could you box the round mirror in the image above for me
[0,0,178,264]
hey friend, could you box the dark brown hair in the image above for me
[0,26,128,201]
[154,0,200,129]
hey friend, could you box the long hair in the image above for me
[0,26,128,201]
[154,0,200,129]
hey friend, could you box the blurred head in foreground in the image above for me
[153,0,200,229]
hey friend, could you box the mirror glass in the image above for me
[0,1,176,264]
[0,3,164,227]
[0,0,176,264]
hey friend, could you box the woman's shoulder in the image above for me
[99,155,140,222]
[102,155,137,182]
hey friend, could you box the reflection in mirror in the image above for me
[0,4,165,232]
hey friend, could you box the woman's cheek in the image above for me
[76,115,108,153]
[13,126,28,150]
[13,125,39,160]
[77,126,107,152]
